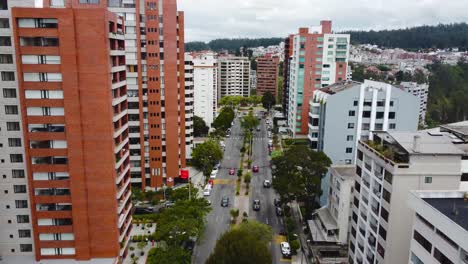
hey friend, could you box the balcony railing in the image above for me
[32,157,68,165]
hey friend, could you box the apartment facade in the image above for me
[309,80,419,165]
[218,56,250,99]
[349,131,463,264]
[42,0,186,189]
[192,51,218,127]
[0,0,36,260]
[398,82,428,125]
[407,190,468,264]
[9,6,132,263]
[184,53,194,159]
[282,35,293,115]
[285,21,350,137]
[256,55,279,98]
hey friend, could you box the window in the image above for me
[389,123,396,129]
[362,111,371,118]
[348,123,355,129]
[383,189,391,203]
[353,100,358,106]
[380,207,389,222]
[347,135,354,141]
[5,105,18,114]
[0,0,7,10]
[17,215,30,223]
[376,112,384,119]
[3,88,16,98]
[389,112,396,119]
[8,138,21,147]
[10,154,23,163]
[356,166,362,177]
[7,122,20,131]
[348,110,355,116]
[0,36,11,46]
[12,170,25,178]
[424,176,432,184]
[378,225,387,240]
[20,244,32,252]
[0,54,12,63]
[79,0,100,3]
[20,37,59,47]
[15,200,28,209]
[364,101,372,106]
[18,229,31,238]
[390,101,394,106]
[1,71,15,81]
[384,170,393,184]
[413,230,432,253]
[14,185,27,193]
[346,148,353,153]
[410,252,424,264]
[461,173,468,182]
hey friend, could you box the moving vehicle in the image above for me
[252,165,259,173]
[253,199,261,211]
[263,179,271,188]
[274,198,281,206]
[280,242,291,258]
[229,168,235,175]
[203,186,212,196]
[268,139,273,146]
[276,206,283,216]
[221,196,229,207]
[256,126,261,131]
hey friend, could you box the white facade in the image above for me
[309,165,354,245]
[399,82,429,125]
[407,191,468,264]
[184,54,194,159]
[350,131,464,264]
[0,0,35,259]
[218,56,250,99]
[192,52,218,127]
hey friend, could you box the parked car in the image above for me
[252,165,259,173]
[273,198,281,206]
[229,168,235,175]
[280,242,291,258]
[203,186,212,196]
[210,168,218,179]
[253,199,261,211]
[256,126,261,131]
[263,179,271,188]
[221,196,229,207]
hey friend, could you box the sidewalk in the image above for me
[291,201,313,264]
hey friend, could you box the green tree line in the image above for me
[185,38,283,53]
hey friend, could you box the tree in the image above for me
[192,139,223,176]
[219,96,243,107]
[147,247,191,264]
[262,91,276,110]
[249,95,262,106]
[272,145,331,217]
[212,107,235,132]
[169,184,199,201]
[206,221,272,264]
[277,76,283,104]
[194,116,209,137]
[241,112,260,132]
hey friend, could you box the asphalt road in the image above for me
[249,116,287,264]
[192,118,242,264]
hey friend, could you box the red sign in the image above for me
[180,170,189,180]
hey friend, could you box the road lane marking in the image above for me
[213,179,236,185]
[266,218,269,225]
[274,235,287,244]
[280,258,292,263]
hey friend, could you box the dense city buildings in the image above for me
[407,190,468,264]
[349,131,464,264]
[309,80,419,165]
[398,82,429,125]
[0,0,35,260]
[283,21,350,137]
[256,55,279,98]
[184,54,194,160]
[191,51,218,127]
[45,0,187,189]
[218,56,250,99]
[7,5,132,263]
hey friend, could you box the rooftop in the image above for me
[319,80,361,95]
[440,121,468,141]
[330,165,356,179]
[423,196,468,231]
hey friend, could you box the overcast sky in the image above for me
[178,0,467,42]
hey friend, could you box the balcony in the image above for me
[36,203,72,212]
[371,205,379,216]
[32,157,67,165]
[366,254,374,263]
[30,125,65,133]
[118,190,131,214]
[359,227,366,237]
[35,188,70,196]
[116,163,130,184]
[117,177,131,199]
[359,140,410,168]
[118,202,132,228]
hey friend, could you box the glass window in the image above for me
[413,230,432,253]
[348,123,354,129]
[424,177,432,184]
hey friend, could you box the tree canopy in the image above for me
[241,111,260,132]
[147,247,191,264]
[205,221,272,264]
[191,139,223,176]
[272,145,331,217]
[212,107,235,132]
[262,91,276,110]
[194,115,209,137]
[185,38,283,53]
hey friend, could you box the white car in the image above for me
[268,139,273,146]
[280,242,291,257]
[203,186,212,196]
[210,168,218,179]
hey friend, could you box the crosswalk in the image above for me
[212,179,236,185]
[227,136,269,141]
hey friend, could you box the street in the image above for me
[192,118,242,263]
[192,112,288,264]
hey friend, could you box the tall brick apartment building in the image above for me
[256,55,279,98]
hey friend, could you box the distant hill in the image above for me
[343,23,468,51]
[185,23,468,53]
[185,38,283,53]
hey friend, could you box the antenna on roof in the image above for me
[452,201,459,218]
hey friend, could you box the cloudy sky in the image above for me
[178,0,467,42]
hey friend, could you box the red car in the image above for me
[252,165,259,173]
[229,168,235,175]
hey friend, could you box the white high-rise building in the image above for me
[0,0,35,260]
[192,52,218,128]
[184,54,194,159]
[398,82,429,125]
[218,56,250,99]
[407,190,468,264]
[349,131,464,264]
